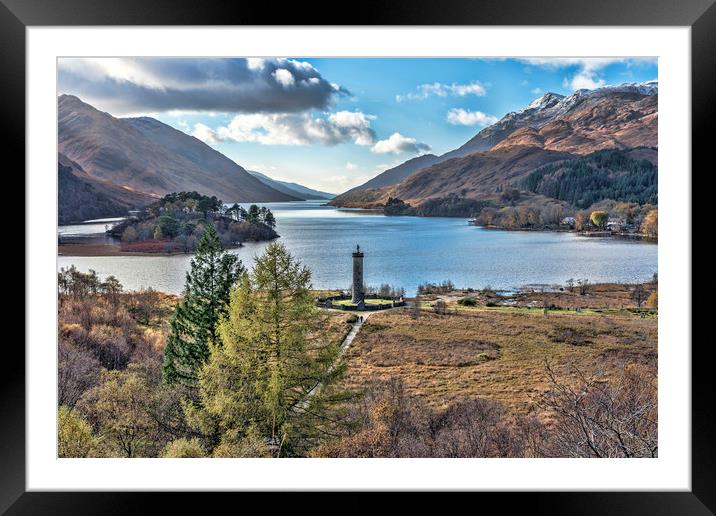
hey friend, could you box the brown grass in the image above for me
[509,282,658,309]
[341,306,657,415]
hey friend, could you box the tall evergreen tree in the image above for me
[162,224,244,387]
[186,242,352,456]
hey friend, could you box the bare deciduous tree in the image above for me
[539,361,658,458]
[577,279,591,296]
[58,340,101,408]
[566,278,575,292]
[632,284,648,308]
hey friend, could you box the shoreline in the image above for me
[58,241,258,257]
[58,243,193,257]
[472,223,657,242]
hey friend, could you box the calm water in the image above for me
[58,201,657,295]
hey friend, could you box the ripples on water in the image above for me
[57,201,657,296]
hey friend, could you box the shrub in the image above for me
[457,297,477,306]
[589,210,609,228]
[58,340,101,408]
[161,438,206,458]
[121,225,138,243]
[646,291,658,309]
[540,363,657,457]
[58,406,96,457]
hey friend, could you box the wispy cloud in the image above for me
[58,57,348,115]
[446,108,498,127]
[396,81,487,102]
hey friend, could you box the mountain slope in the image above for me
[58,95,295,202]
[248,171,334,200]
[520,148,657,208]
[58,153,155,224]
[384,146,575,205]
[340,154,442,197]
[335,81,658,202]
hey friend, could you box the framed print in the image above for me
[6,0,712,513]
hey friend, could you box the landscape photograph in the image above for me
[56,57,658,459]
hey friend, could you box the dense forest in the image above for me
[108,191,278,253]
[520,149,658,208]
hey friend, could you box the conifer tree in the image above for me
[163,224,244,386]
[186,242,351,456]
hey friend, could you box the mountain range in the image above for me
[248,171,334,200]
[58,81,658,224]
[58,95,330,223]
[331,81,658,211]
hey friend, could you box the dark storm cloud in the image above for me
[58,58,349,115]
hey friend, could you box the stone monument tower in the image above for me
[351,244,364,304]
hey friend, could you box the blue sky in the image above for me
[58,57,657,193]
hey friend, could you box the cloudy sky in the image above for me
[58,57,657,193]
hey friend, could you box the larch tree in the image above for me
[187,242,352,457]
[162,224,244,387]
[641,209,658,237]
[589,210,609,229]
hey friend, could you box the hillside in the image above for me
[340,153,442,197]
[58,153,155,224]
[58,95,295,203]
[520,148,658,208]
[333,146,574,211]
[333,81,658,206]
[248,171,333,200]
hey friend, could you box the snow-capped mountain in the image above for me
[444,80,658,158]
[333,81,657,204]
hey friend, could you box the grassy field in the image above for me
[433,281,658,310]
[340,304,657,415]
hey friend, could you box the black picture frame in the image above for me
[5,0,709,513]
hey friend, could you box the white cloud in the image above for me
[567,72,605,90]
[192,123,223,144]
[446,108,498,127]
[518,57,656,92]
[371,133,431,155]
[246,58,265,71]
[531,87,543,95]
[272,68,295,88]
[346,162,358,170]
[192,110,377,147]
[396,81,487,102]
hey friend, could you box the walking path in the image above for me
[293,311,374,412]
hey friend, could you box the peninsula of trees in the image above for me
[108,192,278,254]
